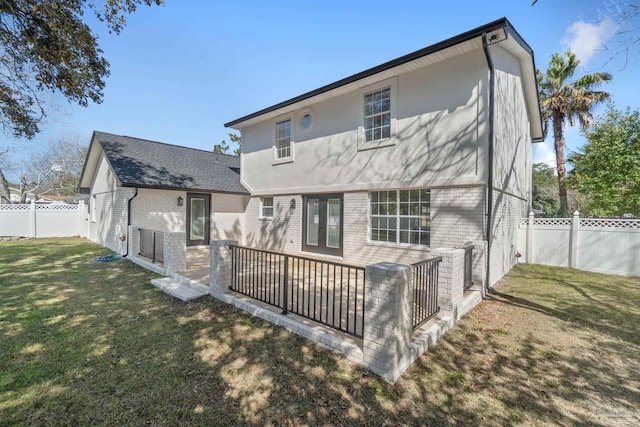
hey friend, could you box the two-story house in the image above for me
[225,17,543,287]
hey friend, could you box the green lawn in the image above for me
[1,238,639,426]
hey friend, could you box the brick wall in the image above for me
[131,188,186,232]
[243,188,488,268]
[90,188,136,254]
[211,194,247,241]
[489,190,527,286]
[244,195,302,252]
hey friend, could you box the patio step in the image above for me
[150,277,209,302]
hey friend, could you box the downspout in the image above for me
[123,188,139,258]
[482,32,495,291]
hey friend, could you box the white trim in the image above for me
[357,77,397,151]
[297,108,315,133]
[259,196,274,219]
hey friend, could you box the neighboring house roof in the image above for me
[225,17,543,142]
[79,131,248,195]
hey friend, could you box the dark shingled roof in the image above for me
[93,131,248,194]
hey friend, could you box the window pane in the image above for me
[399,231,409,243]
[371,229,379,241]
[388,230,397,243]
[371,192,379,202]
[306,199,319,246]
[400,217,409,229]
[410,203,419,215]
[380,204,387,215]
[366,129,373,142]
[399,190,409,202]
[190,198,206,240]
[374,128,381,140]
[382,125,390,139]
[399,203,409,216]
[410,189,419,201]
[326,198,341,249]
[388,202,396,215]
[388,217,397,230]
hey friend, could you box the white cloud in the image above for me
[563,18,618,65]
[533,141,556,166]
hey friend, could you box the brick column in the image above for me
[363,262,413,383]
[209,240,237,296]
[431,248,465,321]
[163,232,186,273]
[128,225,140,258]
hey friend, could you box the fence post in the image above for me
[569,211,580,269]
[163,232,186,273]
[526,211,534,263]
[210,240,237,296]
[282,255,289,314]
[77,200,86,237]
[431,248,465,321]
[363,262,413,383]
[30,202,36,238]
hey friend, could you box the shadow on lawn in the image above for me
[1,241,639,425]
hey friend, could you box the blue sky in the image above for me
[2,0,639,176]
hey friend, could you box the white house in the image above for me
[78,132,249,255]
[225,17,543,286]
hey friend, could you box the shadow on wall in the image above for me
[211,218,243,242]
[308,81,483,188]
[245,202,293,252]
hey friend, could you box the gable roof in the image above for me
[79,131,248,195]
[225,17,543,142]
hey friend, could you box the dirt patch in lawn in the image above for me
[1,239,639,426]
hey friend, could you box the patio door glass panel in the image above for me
[326,198,341,249]
[303,194,343,256]
[306,198,320,246]
[186,193,210,246]
[190,198,205,240]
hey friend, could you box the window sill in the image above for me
[259,216,274,221]
[365,240,430,251]
[357,137,396,152]
[272,157,294,166]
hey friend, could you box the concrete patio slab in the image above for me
[150,276,209,302]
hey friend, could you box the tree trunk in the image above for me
[552,110,569,214]
[0,168,10,204]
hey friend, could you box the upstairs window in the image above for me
[364,86,391,142]
[275,119,292,159]
[261,197,274,218]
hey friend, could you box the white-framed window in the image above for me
[275,119,292,159]
[364,86,391,142]
[260,197,274,218]
[358,78,397,150]
[370,189,430,246]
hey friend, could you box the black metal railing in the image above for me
[412,256,442,331]
[138,229,164,263]
[463,244,473,290]
[229,245,366,338]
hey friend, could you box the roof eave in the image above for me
[225,17,512,129]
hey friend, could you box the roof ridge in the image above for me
[95,131,240,159]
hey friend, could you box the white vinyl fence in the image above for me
[517,212,640,277]
[0,201,88,238]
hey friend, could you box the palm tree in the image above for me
[537,50,612,214]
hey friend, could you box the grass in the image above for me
[1,238,639,426]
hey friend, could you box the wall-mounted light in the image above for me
[177,196,184,207]
[289,198,296,214]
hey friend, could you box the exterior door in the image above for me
[186,193,210,246]
[303,194,343,256]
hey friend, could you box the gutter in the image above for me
[123,188,139,258]
[482,32,495,292]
